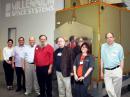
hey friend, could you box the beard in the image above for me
[40,41,47,47]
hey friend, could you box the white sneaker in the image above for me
[36,92,40,95]
[24,92,31,96]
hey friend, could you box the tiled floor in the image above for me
[0,62,130,97]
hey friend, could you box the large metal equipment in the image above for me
[55,2,130,96]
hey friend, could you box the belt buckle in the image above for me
[105,65,119,70]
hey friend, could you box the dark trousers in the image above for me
[36,66,52,97]
[74,81,88,97]
[3,61,14,86]
[15,67,25,90]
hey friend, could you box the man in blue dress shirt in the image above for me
[101,32,124,97]
[13,37,26,92]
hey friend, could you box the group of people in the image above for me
[3,36,40,96]
[2,32,124,97]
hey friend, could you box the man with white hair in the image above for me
[54,37,74,97]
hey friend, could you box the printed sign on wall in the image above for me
[5,0,54,17]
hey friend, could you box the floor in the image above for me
[0,61,130,97]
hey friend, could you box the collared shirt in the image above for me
[14,45,26,67]
[101,42,124,68]
[34,44,54,67]
[3,47,14,61]
[23,44,36,63]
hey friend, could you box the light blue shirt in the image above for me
[23,45,36,63]
[14,45,26,67]
[101,42,124,68]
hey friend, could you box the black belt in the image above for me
[29,62,34,64]
[104,65,120,70]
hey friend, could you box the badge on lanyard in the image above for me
[57,52,62,56]
[80,61,83,64]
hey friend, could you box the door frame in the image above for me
[8,28,17,46]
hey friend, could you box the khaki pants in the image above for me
[56,71,72,97]
[25,63,39,93]
[104,67,122,97]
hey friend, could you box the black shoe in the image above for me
[22,86,26,91]
[16,88,21,92]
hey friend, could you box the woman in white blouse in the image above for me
[3,39,14,90]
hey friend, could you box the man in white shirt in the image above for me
[13,37,26,92]
[3,39,14,90]
[23,37,40,96]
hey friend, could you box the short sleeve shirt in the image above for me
[101,43,124,68]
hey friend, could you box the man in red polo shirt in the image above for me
[34,35,54,97]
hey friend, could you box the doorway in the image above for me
[8,28,17,46]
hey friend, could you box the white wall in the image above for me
[54,0,64,11]
[0,12,55,46]
[0,0,2,48]
[0,0,64,48]
[103,0,123,4]
[0,0,64,60]
[125,0,130,10]
[0,0,1,20]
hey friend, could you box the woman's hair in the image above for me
[7,39,13,44]
[80,42,91,54]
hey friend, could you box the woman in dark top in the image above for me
[73,42,94,97]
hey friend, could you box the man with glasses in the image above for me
[34,35,54,97]
[13,37,26,92]
[101,32,124,97]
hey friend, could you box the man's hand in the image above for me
[48,68,52,74]
[12,63,15,69]
[22,66,25,71]
[6,60,11,64]
[71,73,74,76]
[101,71,104,79]
[101,59,104,80]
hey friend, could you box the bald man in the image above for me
[22,37,40,96]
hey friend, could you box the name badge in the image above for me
[57,53,62,56]
[80,61,83,64]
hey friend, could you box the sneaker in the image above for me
[24,92,31,96]
[7,86,10,90]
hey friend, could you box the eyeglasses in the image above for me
[106,37,113,39]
